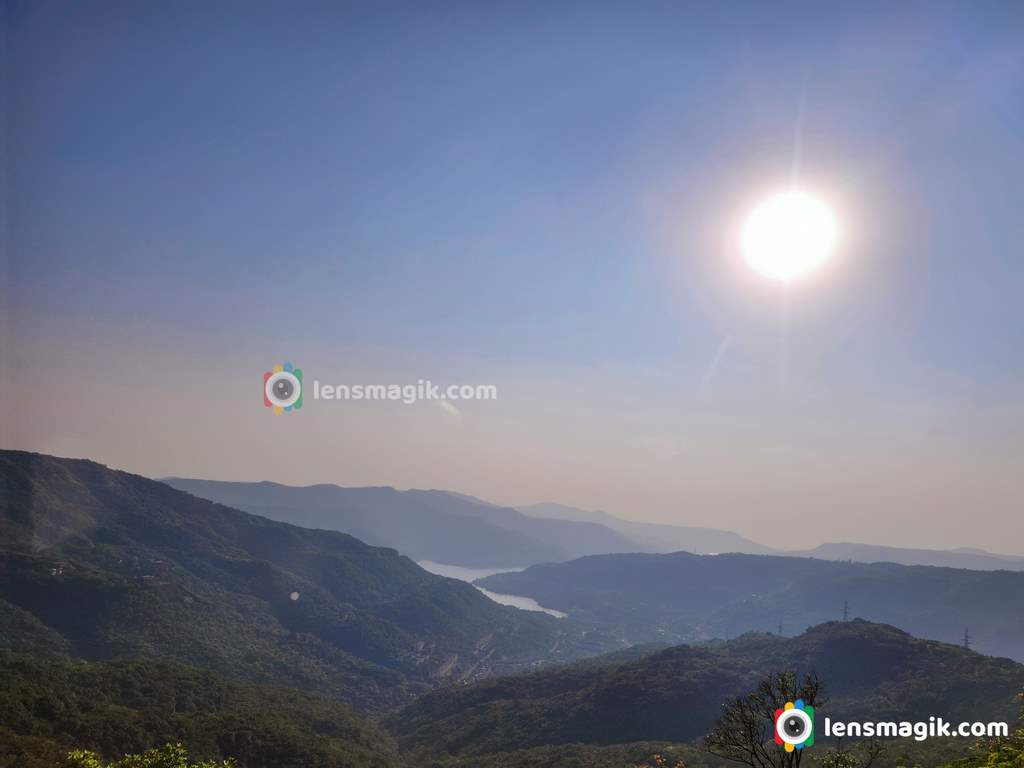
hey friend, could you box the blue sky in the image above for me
[5,1,1024,550]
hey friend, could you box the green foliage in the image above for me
[63,743,234,768]
[391,621,1024,759]
[941,694,1024,768]
[811,740,883,768]
[0,652,399,768]
[408,741,723,767]
[817,753,862,768]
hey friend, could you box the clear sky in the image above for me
[4,1,1023,551]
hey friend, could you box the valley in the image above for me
[477,550,1024,660]
[2,451,1022,768]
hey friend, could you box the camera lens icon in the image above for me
[781,712,808,740]
[263,363,303,414]
[774,699,814,752]
[270,374,296,403]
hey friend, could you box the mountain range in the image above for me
[0,451,587,715]
[477,550,1024,660]
[3,451,1024,768]
[516,501,773,555]
[163,479,1024,573]
[518,502,1024,570]
[162,479,641,568]
[791,541,1024,571]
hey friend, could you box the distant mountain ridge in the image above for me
[519,502,1024,570]
[517,501,775,554]
[163,479,777,569]
[163,480,1024,573]
[477,550,1024,660]
[794,541,1024,571]
[163,478,641,568]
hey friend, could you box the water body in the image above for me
[418,560,568,618]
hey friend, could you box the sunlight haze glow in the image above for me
[7,2,1024,555]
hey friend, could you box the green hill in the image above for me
[0,652,399,768]
[390,620,1024,759]
[0,451,575,712]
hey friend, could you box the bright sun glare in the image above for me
[742,190,838,282]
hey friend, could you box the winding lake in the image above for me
[417,560,568,618]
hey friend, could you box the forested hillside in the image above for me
[0,451,577,713]
[391,620,1024,760]
[0,653,400,768]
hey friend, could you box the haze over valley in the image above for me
[166,477,1024,573]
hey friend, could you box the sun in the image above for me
[742,190,838,281]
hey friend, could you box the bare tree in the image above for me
[703,671,824,768]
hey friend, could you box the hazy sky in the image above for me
[4,1,1024,552]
